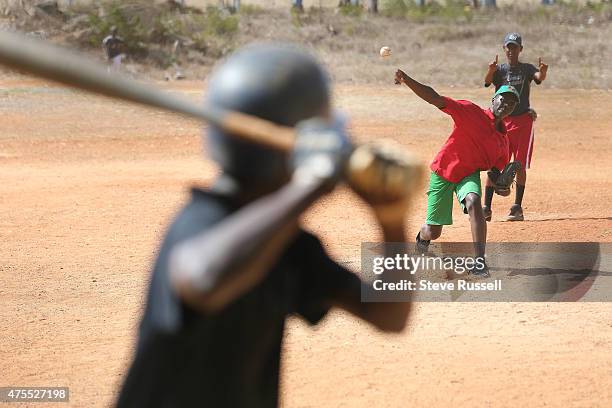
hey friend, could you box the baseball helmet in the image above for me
[205,44,331,186]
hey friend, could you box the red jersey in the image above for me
[430,97,510,183]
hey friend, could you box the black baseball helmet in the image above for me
[205,44,331,186]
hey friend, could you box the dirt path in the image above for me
[1,79,611,407]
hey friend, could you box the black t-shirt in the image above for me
[116,188,361,408]
[487,62,540,116]
[102,35,123,59]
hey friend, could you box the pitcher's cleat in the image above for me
[415,233,430,254]
[469,262,491,278]
[506,204,524,221]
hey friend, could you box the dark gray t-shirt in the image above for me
[102,35,123,59]
[486,62,540,116]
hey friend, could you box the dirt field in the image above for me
[1,78,611,407]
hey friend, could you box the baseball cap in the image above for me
[494,85,520,102]
[504,32,522,47]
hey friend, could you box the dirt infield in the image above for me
[1,79,611,407]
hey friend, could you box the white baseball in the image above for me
[379,46,391,58]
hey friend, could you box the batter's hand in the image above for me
[394,69,408,85]
[347,141,423,225]
[291,116,353,190]
[538,57,548,74]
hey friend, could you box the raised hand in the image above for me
[292,116,353,190]
[488,54,499,72]
[394,69,408,85]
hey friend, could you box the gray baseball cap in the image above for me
[504,32,522,47]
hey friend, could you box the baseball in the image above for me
[379,46,391,58]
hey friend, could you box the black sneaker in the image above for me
[507,204,524,221]
[415,233,430,254]
[469,262,490,278]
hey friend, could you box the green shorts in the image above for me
[425,171,482,226]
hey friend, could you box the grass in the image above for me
[338,4,364,17]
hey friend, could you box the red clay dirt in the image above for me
[1,79,611,407]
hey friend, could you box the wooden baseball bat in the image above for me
[0,30,293,150]
[0,30,424,199]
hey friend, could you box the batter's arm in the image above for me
[169,118,350,314]
[395,69,446,109]
[168,175,328,314]
[331,223,411,333]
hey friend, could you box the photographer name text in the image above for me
[373,279,502,292]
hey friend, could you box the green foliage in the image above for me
[381,0,410,17]
[557,0,612,13]
[238,4,264,16]
[290,6,304,27]
[381,0,474,22]
[87,1,148,54]
[152,12,185,44]
[339,4,364,17]
[84,1,239,64]
[203,7,239,36]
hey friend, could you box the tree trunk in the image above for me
[366,0,377,13]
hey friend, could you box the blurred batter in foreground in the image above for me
[116,44,413,408]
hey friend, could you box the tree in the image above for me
[366,0,377,13]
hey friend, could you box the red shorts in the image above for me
[503,112,535,169]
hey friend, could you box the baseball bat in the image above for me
[0,30,293,150]
[0,30,424,200]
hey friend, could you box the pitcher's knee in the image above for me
[463,193,482,214]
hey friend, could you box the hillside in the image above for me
[1,0,610,88]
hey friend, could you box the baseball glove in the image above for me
[487,161,522,196]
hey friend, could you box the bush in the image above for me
[381,0,410,17]
[152,12,185,44]
[382,0,473,22]
[202,7,239,36]
[339,4,364,17]
[87,1,148,55]
[238,4,264,16]
[84,1,239,64]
